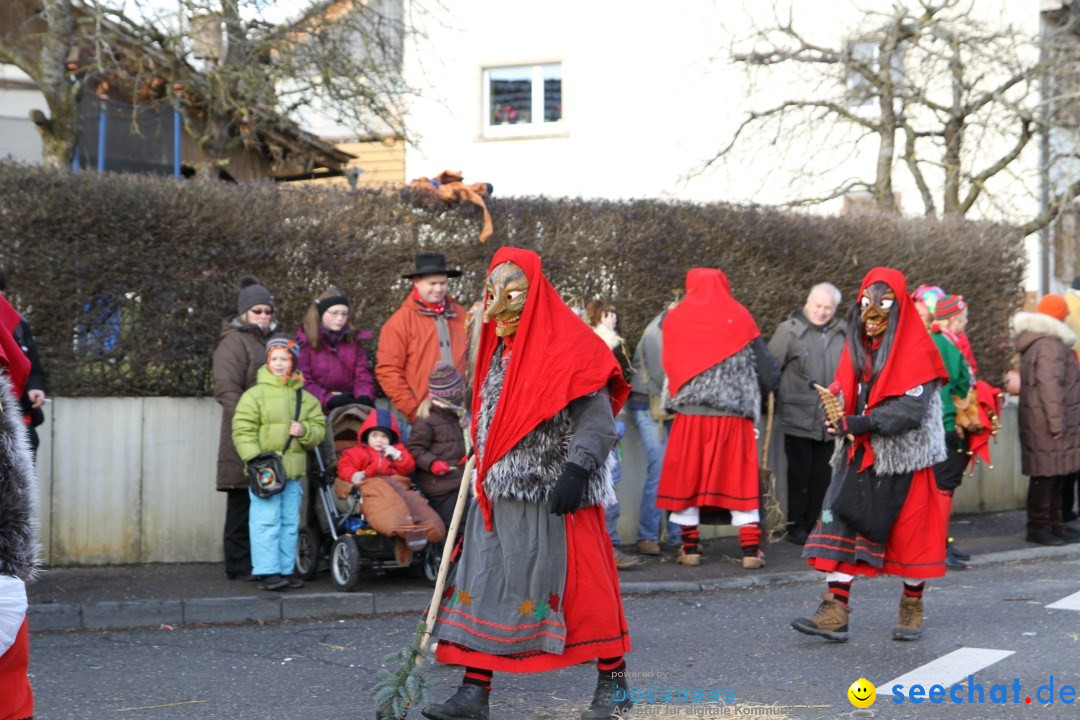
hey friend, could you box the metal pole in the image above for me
[173,109,182,177]
[97,102,107,173]
[1039,12,1051,296]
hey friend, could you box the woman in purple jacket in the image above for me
[296,289,377,413]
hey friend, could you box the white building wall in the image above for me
[0,65,45,164]
[404,0,1046,286]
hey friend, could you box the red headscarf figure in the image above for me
[662,268,760,397]
[833,267,947,471]
[0,295,29,397]
[471,247,629,530]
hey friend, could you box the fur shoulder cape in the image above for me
[0,372,39,581]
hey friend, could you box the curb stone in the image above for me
[28,545,1080,632]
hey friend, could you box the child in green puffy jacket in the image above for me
[233,338,325,591]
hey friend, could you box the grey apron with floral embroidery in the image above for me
[432,498,568,655]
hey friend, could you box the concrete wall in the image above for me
[37,398,225,566]
[35,397,1026,565]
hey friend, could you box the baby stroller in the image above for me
[294,404,443,592]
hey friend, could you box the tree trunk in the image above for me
[943,36,963,214]
[36,0,79,169]
[35,105,77,170]
[874,31,900,213]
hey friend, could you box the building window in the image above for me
[483,63,562,137]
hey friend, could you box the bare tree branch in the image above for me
[902,123,936,215]
[959,118,1033,214]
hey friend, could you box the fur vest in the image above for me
[664,345,760,421]
[477,349,615,508]
[0,373,39,581]
[831,383,947,475]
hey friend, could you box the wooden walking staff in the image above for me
[759,393,786,540]
[372,452,476,720]
[420,452,475,649]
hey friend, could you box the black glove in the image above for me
[833,415,872,435]
[354,395,375,408]
[327,393,356,410]
[548,462,589,516]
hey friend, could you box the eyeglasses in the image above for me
[324,310,350,318]
[249,308,274,316]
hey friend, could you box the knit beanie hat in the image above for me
[265,337,299,370]
[237,275,275,315]
[1037,294,1069,322]
[911,284,944,314]
[429,361,465,401]
[934,294,965,320]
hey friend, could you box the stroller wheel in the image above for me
[295,527,322,581]
[330,536,362,592]
[419,544,440,586]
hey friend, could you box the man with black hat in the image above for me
[376,253,468,425]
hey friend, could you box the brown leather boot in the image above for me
[791,593,850,642]
[892,596,923,641]
[675,548,700,566]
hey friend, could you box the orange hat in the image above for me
[1036,294,1068,321]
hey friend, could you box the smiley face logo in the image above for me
[847,678,876,708]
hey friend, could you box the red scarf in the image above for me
[412,287,446,315]
[0,295,29,398]
[662,268,760,396]
[471,247,630,530]
[833,267,947,470]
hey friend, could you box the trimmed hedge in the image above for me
[0,162,1025,396]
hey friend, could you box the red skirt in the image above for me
[0,619,33,720]
[434,504,630,673]
[806,467,948,579]
[657,414,758,513]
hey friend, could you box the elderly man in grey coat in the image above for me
[767,283,847,545]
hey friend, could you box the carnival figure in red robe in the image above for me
[424,248,632,720]
[0,293,35,720]
[792,267,950,643]
[656,268,779,568]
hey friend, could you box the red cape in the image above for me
[471,247,630,530]
[0,295,29,397]
[834,267,947,470]
[662,268,760,396]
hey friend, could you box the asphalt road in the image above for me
[29,556,1080,720]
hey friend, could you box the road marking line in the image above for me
[1046,590,1080,611]
[880,648,1014,690]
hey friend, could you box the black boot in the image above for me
[421,685,490,720]
[581,675,633,719]
[947,538,971,561]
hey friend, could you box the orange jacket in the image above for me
[375,294,467,421]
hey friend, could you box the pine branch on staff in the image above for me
[371,623,433,720]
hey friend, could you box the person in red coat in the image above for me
[792,267,949,644]
[337,408,416,484]
[0,293,35,720]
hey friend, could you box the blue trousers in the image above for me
[630,408,681,544]
[249,478,302,577]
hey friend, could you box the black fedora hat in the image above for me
[401,252,462,279]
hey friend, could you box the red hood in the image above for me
[470,247,630,530]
